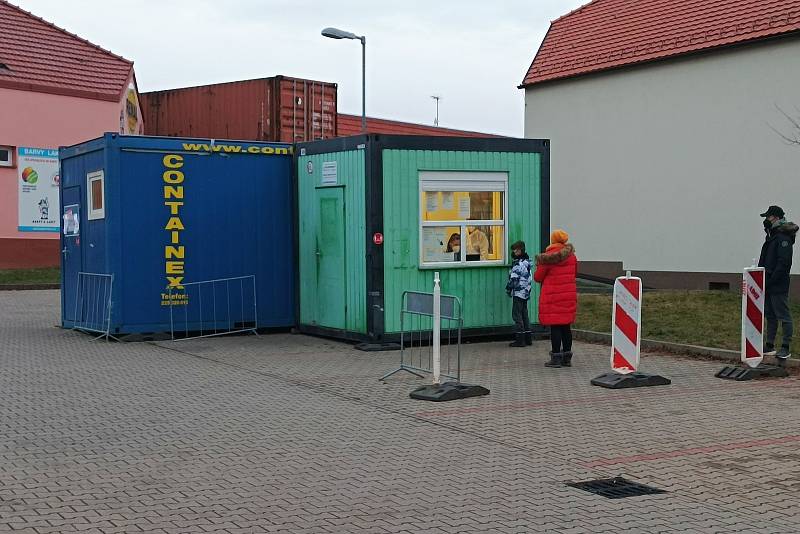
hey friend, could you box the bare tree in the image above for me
[769,105,800,145]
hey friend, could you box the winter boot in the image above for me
[544,352,563,368]
[509,333,526,347]
[776,347,792,366]
[561,351,573,367]
[524,331,533,346]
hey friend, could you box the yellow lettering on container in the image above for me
[166,276,184,288]
[165,246,185,259]
[164,201,184,215]
[164,186,184,199]
[166,261,185,274]
[171,231,180,244]
[163,154,184,168]
[163,170,184,184]
[165,217,184,230]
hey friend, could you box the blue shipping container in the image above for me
[59,133,295,336]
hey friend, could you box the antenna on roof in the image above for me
[431,95,442,127]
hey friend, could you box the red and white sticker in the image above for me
[741,267,765,368]
[611,276,642,375]
[373,232,384,245]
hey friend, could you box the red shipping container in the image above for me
[140,76,337,142]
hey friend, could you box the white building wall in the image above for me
[524,37,800,276]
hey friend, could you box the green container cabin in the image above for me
[296,134,549,344]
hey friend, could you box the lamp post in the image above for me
[322,27,366,133]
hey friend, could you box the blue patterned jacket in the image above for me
[506,254,532,300]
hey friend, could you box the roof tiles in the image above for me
[522,0,800,86]
[337,113,500,138]
[0,0,132,101]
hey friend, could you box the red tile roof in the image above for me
[522,0,800,86]
[0,0,133,101]
[337,113,501,138]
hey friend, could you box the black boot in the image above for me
[509,333,526,347]
[524,331,533,346]
[561,351,573,367]
[544,352,563,368]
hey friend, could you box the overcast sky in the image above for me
[16,0,585,136]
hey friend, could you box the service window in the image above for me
[87,170,105,220]
[0,145,13,167]
[419,171,508,268]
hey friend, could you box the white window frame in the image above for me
[418,171,508,269]
[87,170,105,220]
[0,145,13,168]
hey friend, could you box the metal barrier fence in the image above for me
[380,286,462,382]
[73,272,115,340]
[168,275,258,341]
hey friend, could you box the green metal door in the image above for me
[315,188,347,329]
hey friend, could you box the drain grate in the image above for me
[566,477,667,499]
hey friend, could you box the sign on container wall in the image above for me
[18,147,59,232]
[120,81,143,135]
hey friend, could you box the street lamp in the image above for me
[322,27,366,133]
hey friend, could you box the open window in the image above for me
[419,171,508,268]
[0,145,13,168]
[87,170,105,220]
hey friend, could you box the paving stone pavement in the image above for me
[1,290,799,533]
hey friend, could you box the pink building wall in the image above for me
[0,74,140,268]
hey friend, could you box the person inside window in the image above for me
[445,232,461,261]
[466,224,489,260]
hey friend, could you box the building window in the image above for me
[0,145,13,168]
[87,170,105,220]
[419,171,508,268]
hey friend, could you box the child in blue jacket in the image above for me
[506,240,532,347]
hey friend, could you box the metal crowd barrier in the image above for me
[73,272,115,340]
[380,287,462,382]
[168,275,258,341]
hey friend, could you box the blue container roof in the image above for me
[60,133,293,160]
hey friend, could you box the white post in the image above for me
[432,271,441,385]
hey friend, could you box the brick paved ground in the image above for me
[1,289,799,533]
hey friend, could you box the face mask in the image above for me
[763,219,772,230]
[452,245,461,253]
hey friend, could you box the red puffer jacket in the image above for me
[534,243,578,325]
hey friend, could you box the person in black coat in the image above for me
[758,205,798,363]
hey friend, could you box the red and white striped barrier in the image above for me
[741,266,765,368]
[611,274,642,375]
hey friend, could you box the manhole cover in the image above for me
[566,477,666,499]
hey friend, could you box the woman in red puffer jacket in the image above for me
[534,229,578,369]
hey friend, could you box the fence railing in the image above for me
[73,272,114,340]
[168,275,258,341]
[381,275,462,382]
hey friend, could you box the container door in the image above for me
[315,188,346,329]
[61,186,82,322]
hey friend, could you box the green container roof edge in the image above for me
[296,133,549,156]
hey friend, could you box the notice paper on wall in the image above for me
[458,196,471,219]
[321,161,338,185]
[426,191,438,213]
[62,204,80,237]
[422,227,450,263]
[442,192,454,210]
[18,147,59,232]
